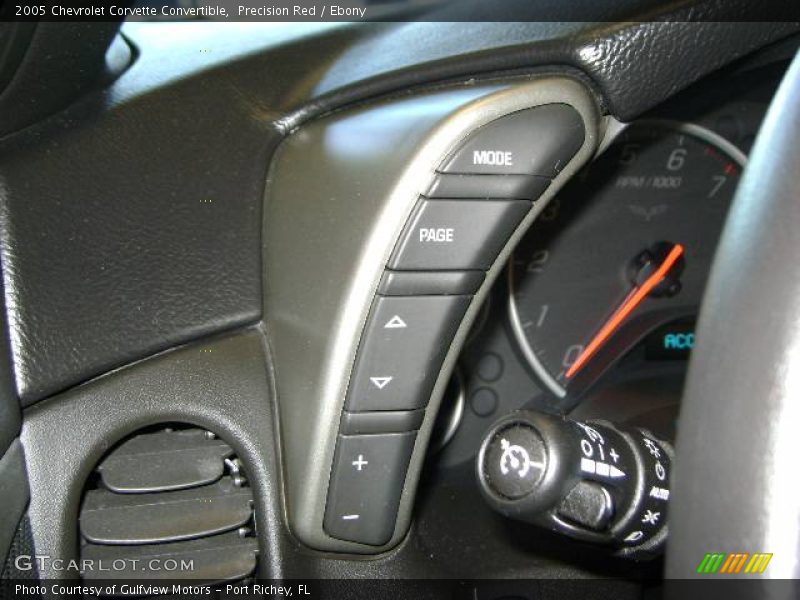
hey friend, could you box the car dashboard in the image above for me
[0,8,798,598]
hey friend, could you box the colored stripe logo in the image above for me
[696,552,772,574]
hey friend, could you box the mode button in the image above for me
[439,104,584,177]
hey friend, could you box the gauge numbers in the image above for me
[509,121,746,399]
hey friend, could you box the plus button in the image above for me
[352,454,369,471]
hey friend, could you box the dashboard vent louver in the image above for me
[78,425,258,585]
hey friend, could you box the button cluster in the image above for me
[346,295,471,412]
[324,103,585,545]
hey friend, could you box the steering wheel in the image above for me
[667,52,800,580]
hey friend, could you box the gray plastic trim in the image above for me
[0,439,29,568]
[263,77,602,553]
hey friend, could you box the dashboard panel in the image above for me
[2,12,798,593]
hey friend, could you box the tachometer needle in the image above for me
[565,243,685,380]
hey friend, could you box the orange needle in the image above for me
[565,243,685,380]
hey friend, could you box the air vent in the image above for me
[79,425,258,585]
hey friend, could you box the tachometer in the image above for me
[509,121,746,399]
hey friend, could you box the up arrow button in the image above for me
[384,315,407,329]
